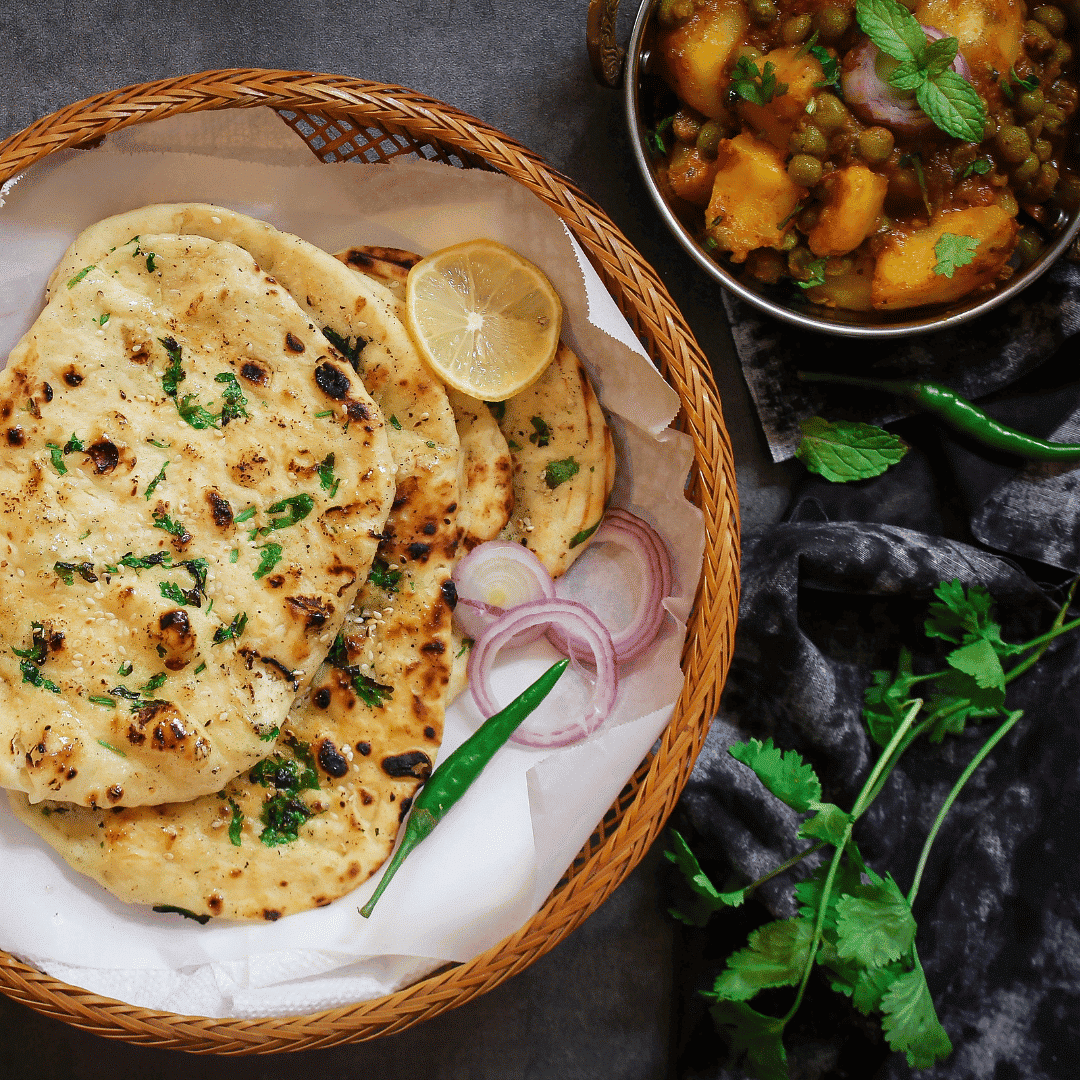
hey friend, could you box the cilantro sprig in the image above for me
[667,580,1080,1078]
[731,56,788,106]
[855,0,988,140]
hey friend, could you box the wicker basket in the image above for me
[0,69,740,1053]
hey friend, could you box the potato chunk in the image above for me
[665,144,721,206]
[914,0,1023,76]
[707,132,805,261]
[808,165,888,257]
[805,253,876,311]
[871,205,1018,310]
[736,46,825,152]
[658,0,750,118]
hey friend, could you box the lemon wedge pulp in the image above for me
[404,239,563,402]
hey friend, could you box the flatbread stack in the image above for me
[3,207,615,922]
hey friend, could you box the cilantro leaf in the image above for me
[835,871,916,967]
[664,829,746,926]
[729,737,822,812]
[808,43,841,88]
[796,417,909,483]
[253,543,283,580]
[709,1000,790,1080]
[852,961,907,1015]
[798,801,852,846]
[880,960,953,1067]
[863,651,923,747]
[793,256,829,290]
[545,457,580,489]
[707,918,816,1002]
[731,56,788,105]
[933,232,980,278]
[228,799,244,846]
[946,637,1005,692]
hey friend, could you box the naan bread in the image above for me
[334,247,514,553]
[497,342,616,578]
[0,234,395,807]
[334,245,615,578]
[13,206,461,919]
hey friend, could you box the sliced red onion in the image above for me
[841,28,972,137]
[468,598,618,748]
[547,509,674,666]
[452,540,555,644]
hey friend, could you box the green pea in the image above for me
[814,3,851,40]
[789,125,828,157]
[1056,174,1080,208]
[1035,137,1054,161]
[746,248,787,284]
[1025,115,1045,140]
[1043,103,1066,133]
[1024,19,1056,53]
[781,13,813,42]
[788,153,824,186]
[656,0,694,27]
[1015,153,1041,181]
[696,120,723,159]
[996,188,1019,216]
[812,93,849,132]
[1034,5,1067,35]
[996,124,1032,162]
[787,246,817,277]
[1014,227,1045,267]
[749,0,778,25]
[797,205,821,232]
[778,229,799,251]
[1017,87,1046,118]
[857,126,894,163]
[1039,161,1060,191]
[671,110,703,143]
[1051,40,1073,66]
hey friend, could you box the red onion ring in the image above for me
[468,598,618,748]
[452,540,555,644]
[547,508,674,665]
[841,27,972,136]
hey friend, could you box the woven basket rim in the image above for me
[0,68,741,1052]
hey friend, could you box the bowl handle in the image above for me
[587,0,626,88]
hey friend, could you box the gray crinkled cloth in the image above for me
[672,521,1080,1080]
[725,259,1080,462]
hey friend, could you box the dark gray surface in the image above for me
[0,1,787,1076]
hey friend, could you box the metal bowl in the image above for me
[618,0,1080,338]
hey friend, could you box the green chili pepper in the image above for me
[798,371,1080,462]
[359,658,569,918]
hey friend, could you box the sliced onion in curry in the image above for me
[841,28,973,136]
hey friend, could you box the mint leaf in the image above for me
[835,871,916,967]
[729,738,822,813]
[922,35,959,75]
[888,59,927,91]
[709,1000,790,1080]
[664,830,746,926]
[933,232,980,278]
[855,0,927,62]
[880,960,953,1067]
[796,417,909,483]
[708,918,816,1002]
[917,70,987,141]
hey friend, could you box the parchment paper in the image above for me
[0,108,706,1018]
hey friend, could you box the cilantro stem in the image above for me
[785,699,924,1026]
[1004,612,1080,683]
[906,709,1023,906]
[743,841,829,895]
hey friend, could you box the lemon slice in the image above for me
[404,239,563,402]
